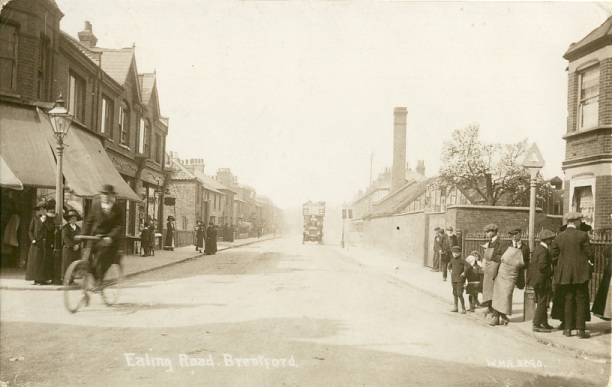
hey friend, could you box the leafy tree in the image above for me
[438,124,548,206]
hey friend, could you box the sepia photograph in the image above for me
[0,0,611,385]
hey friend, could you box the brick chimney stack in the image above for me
[416,160,425,176]
[390,107,407,193]
[78,21,98,48]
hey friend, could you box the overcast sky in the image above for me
[52,0,610,209]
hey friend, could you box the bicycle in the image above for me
[63,235,123,313]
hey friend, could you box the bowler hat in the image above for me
[483,223,498,232]
[539,230,555,241]
[508,227,522,235]
[565,211,583,221]
[100,184,117,195]
[63,209,82,222]
[451,245,461,253]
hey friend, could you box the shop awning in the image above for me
[38,109,141,201]
[0,155,23,190]
[0,104,57,188]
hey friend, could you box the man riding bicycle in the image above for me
[81,184,124,286]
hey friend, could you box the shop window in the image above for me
[0,24,17,92]
[578,65,599,130]
[573,186,594,225]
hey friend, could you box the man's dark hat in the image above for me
[434,226,440,231]
[63,209,82,222]
[34,199,47,210]
[167,215,175,221]
[451,245,461,253]
[508,227,522,235]
[100,184,117,195]
[539,230,555,240]
[44,199,56,211]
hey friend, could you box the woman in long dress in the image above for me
[592,245,612,322]
[25,200,46,283]
[164,216,175,251]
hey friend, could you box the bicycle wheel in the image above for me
[101,263,122,306]
[63,260,90,313]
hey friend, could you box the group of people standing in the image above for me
[437,211,611,339]
[24,199,83,285]
[194,221,219,255]
[431,226,458,281]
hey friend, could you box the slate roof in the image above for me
[139,73,156,105]
[564,16,612,60]
[367,178,433,219]
[169,160,224,194]
[193,170,232,195]
[99,47,135,85]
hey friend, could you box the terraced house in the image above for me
[0,0,170,264]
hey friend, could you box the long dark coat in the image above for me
[550,227,593,285]
[195,226,205,249]
[35,217,56,283]
[164,221,175,249]
[528,243,553,291]
[61,223,81,279]
[25,216,43,281]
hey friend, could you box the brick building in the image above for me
[1,0,170,263]
[562,17,612,231]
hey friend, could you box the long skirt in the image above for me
[492,262,518,315]
[25,243,38,281]
[592,273,612,320]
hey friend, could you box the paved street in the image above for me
[1,237,610,386]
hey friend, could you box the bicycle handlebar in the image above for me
[74,235,103,241]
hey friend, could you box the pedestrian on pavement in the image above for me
[591,243,611,324]
[432,227,442,272]
[490,226,524,326]
[508,228,530,290]
[482,223,507,321]
[205,224,214,255]
[34,199,57,285]
[25,199,46,283]
[61,209,82,280]
[448,245,468,314]
[465,252,482,312]
[439,228,451,282]
[228,224,235,242]
[550,211,593,339]
[195,220,205,253]
[164,216,175,251]
[529,229,556,333]
[447,226,458,250]
[140,222,151,257]
[212,225,218,254]
[149,221,157,256]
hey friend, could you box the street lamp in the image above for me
[48,94,73,282]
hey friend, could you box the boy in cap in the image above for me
[529,229,556,332]
[448,245,468,314]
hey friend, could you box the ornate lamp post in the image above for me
[48,95,74,279]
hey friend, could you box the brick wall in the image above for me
[596,175,612,230]
[358,206,563,268]
[164,181,196,231]
[567,71,578,133]
[565,128,612,161]
[599,58,612,125]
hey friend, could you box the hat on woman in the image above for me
[34,199,47,210]
[44,199,56,212]
[63,208,82,222]
[167,215,175,221]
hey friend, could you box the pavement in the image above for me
[2,235,609,364]
[333,243,611,364]
[0,235,276,291]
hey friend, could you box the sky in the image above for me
[51,0,611,209]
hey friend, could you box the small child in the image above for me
[447,245,468,314]
[465,253,482,312]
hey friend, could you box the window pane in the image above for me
[101,99,107,133]
[0,59,14,90]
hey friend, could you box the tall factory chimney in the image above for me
[390,107,407,193]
